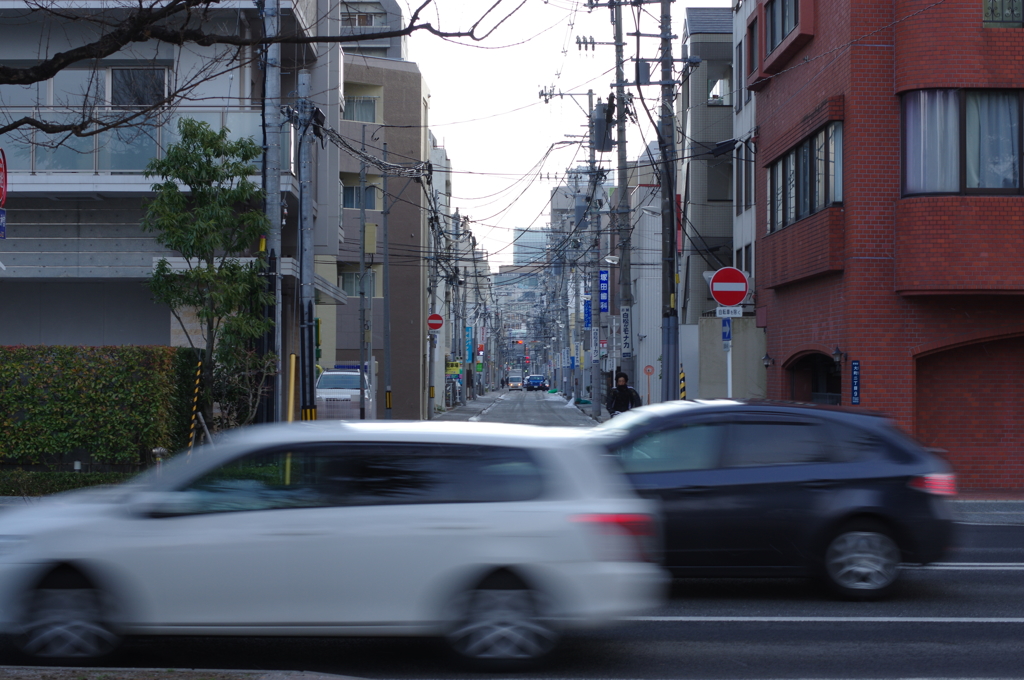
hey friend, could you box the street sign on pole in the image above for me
[427,313,443,330]
[722,317,732,351]
[710,267,749,307]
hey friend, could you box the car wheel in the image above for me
[445,574,560,667]
[822,520,901,599]
[19,573,120,660]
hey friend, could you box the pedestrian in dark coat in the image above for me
[606,372,642,414]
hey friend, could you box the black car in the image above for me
[595,400,957,598]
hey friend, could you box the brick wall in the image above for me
[917,336,1024,491]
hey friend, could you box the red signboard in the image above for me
[427,313,444,330]
[0,148,7,207]
[710,267,749,307]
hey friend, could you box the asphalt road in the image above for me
[4,393,1023,679]
[4,524,1021,679]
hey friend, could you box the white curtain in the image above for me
[967,91,1019,189]
[903,90,958,194]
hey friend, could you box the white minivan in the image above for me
[0,422,667,666]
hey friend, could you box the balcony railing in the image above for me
[0,107,295,175]
[984,0,1022,26]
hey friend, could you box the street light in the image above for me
[832,346,846,366]
[762,353,775,368]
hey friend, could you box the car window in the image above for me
[318,373,361,389]
[343,444,543,505]
[725,420,830,467]
[178,446,344,514]
[614,423,724,473]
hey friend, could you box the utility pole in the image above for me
[588,91,602,420]
[358,125,369,420]
[382,143,393,418]
[426,198,439,419]
[613,0,635,383]
[658,0,679,403]
[297,71,316,421]
[263,0,282,421]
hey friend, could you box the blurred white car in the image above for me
[315,368,375,419]
[0,422,666,666]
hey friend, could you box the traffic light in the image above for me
[525,356,531,364]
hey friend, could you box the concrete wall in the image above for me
[698,316,766,400]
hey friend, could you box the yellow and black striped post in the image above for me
[188,360,202,452]
[679,370,687,400]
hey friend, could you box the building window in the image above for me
[745,140,754,210]
[343,185,378,210]
[735,41,744,113]
[342,13,386,26]
[983,0,1022,27]
[735,144,744,216]
[766,0,798,53]
[902,89,1024,195]
[341,269,377,297]
[768,121,843,232]
[343,97,377,123]
[111,69,165,107]
[747,20,758,75]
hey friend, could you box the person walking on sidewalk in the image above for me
[606,372,642,416]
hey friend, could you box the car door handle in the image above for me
[800,480,838,489]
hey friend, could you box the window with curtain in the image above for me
[343,185,378,210]
[903,89,959,194]
[343,97,377,123]
[902,89,1023,195]
[966,91,1019,189]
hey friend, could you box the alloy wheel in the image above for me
[446,588,559,662]
[21,588,120,659]
[825,529,901,594]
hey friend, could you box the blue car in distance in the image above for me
[526,375,547,391]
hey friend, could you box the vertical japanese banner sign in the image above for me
[621,308,632,359]
[599,270,609,313]
[465,327,472,364]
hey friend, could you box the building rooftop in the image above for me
[684,7,733,35]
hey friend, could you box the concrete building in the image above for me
[750,0,1024,491]
[0,0,347,415]
[512,227,550,266]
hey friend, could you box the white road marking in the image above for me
[624,616,1024,623]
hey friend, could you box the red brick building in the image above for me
[747,0,1024,491]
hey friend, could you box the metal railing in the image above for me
[0,107,294,175]
[984,0,1022,25]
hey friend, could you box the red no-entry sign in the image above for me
[710,267,749,307]
[427,313,444,330]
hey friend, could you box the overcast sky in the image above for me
[406,0,729,265]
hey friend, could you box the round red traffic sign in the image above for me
[427,313,444,330]
[644,365,654,376]
[710,267,749,307]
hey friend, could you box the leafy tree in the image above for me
[143,117,274,430]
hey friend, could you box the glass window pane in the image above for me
[735,146,744,216]
[708,158,732,201]
[343,97,376,122]
[112,69,165,107]
[727,422,828,466]
[617,424,723,473]
[814,130,826,211]
[772,162,783,230]
[51,70,104,107]
[966,91,1019,189]
[798,140,811,217]
[748,20,758,74]
[745,141,754,210]
[785,150,796,224]
[831,122,843,202]
[903,90,958,194]
[99,126,159,172]
[0,83,39,107]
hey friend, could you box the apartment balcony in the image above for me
[1,107,295,196]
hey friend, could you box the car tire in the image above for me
[19,570,120,661]
[445,572,560,668]
[821,520,902,600]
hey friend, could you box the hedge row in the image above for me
[0,470,137,496]
[0,345,198,466]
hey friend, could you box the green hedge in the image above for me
[0,470,137,496]
[0,345,196,466]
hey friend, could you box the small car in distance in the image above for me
[525,375,547,391]
[315,367,375,419]
[508,373,524,390]
[595,399,956,599]
[0,422,667,665]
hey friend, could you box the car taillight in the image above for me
[908,473,957,496]
[571,513,658,562]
